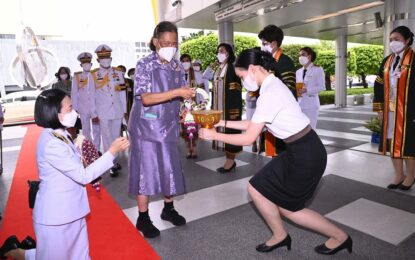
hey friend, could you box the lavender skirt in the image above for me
[128,105,186,196]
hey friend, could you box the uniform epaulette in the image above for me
[91,68,99,73]
[113,67,122,71]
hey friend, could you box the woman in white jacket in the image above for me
[1,89,129,260]
[296,47,325,130]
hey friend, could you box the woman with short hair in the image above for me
[0,88,129,260]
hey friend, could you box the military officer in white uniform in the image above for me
[71,52,101,150]
[91,44,127,177]
[296,47,325,129]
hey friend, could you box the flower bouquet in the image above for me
[75,134,102,192]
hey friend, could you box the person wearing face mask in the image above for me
[91,44,127,177]
[258,25,297,158]
[199,48,351,256]
[192,60,210,103]
[179,53,199,158]
[71,52,101,151]
[373,25,415,191]
[0,89,129,260]
[203,43,243,173]
[52,66,72,96]
[296,47,325,130]
[128,21,196,238]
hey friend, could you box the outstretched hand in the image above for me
[199,128,217,141]
[108,137,130,156]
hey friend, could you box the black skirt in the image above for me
[249,129,327,212]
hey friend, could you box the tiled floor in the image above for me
[1,104,415,259]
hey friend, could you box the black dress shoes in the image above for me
[314,236,353,255]
[136,218,160,238]
[216,162,236,174]
[0,235,20,259]
[109,168,119,177]
[387,182,403,189]
[161,208,186,226]
[256,234,292,253]
[20,236,36,250]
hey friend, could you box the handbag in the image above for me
[28,180,40,209]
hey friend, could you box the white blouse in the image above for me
[251,74,310,139]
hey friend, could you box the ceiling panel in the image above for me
[176,0,386,44]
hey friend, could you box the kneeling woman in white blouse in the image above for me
[1,89,129,260]
[199,49,352,255]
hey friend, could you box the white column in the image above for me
[218,21,234,46]
[383,0,415,56]
[335,33,347,107]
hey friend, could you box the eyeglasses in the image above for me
[159,41,178,48]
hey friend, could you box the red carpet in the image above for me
[0,125,159,259]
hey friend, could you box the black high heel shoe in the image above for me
[0,235,20,259]
[314,236,353,255]
[216,162,236,174]
[20,236,36,250]
[399,181,415,191]
[256,234,292,253]
[387,181,403,189]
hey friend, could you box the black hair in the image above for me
[35,89,68,129]
[127,68,135,77]
[117,65,126,73]
[391,26,414,46]
[300,47,317,62]
[235,48,278,72]
[55,67,71,81]
[258,25,284,48]
[217,43,235,64]
[180,54,192,61]
[149,21,178,51]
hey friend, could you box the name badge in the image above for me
[144,113,158,119]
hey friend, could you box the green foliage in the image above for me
[349,45,384,75]
[318,91,335,105]
[317,40,335,51]
[364,116,381,133]
[347,88,373,95]
[181,30,206,43]
[180,34,258,70]
[347,50,357,74]
[318,87,374,105]
[315,50,335,75]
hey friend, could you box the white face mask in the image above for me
[193,65,201,72]
[390,40,405,54]
[99,59,111,68]
[261,44,273,53]
[82,63,92,72]
[158,47,177,62]
[60,74,68,80]
[182,62,191,71]
[243,72,259,92]
[217,53,227,63]
[59,109,78,128]
[299,56,309,66]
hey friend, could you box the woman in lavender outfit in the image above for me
[128,21,195,239]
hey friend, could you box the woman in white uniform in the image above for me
[1,89,129,260]
[296,47,325,129]
[199,49,351,255]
